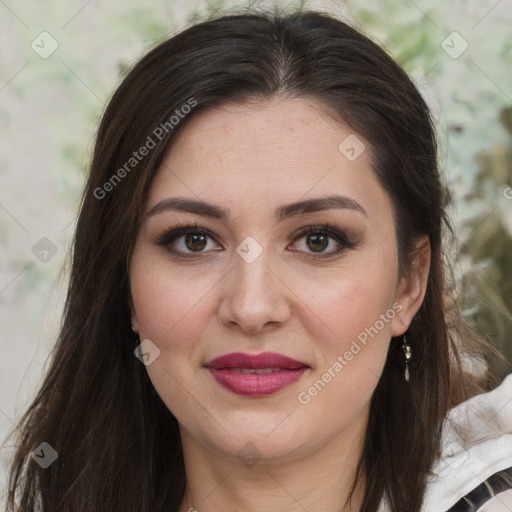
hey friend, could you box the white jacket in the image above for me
[378,373,512,511]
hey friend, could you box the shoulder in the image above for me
[478,489,512,511]
[422,374,512,512]
[446,467,512,511]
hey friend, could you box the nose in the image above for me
[217,247,292,335]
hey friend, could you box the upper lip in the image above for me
[204,352,308,370]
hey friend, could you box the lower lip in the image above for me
[207,367,308,396]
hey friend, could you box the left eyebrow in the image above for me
[146,194,367,220]
[276,194,367,220]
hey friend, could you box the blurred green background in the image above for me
[0,0,511,493]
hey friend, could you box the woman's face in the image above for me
[129,97,428,464]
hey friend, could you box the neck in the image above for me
[177,409,368,512]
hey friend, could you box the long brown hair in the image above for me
[4,7,494,512]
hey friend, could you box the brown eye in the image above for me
[291,224,357,258]
[183,233,208,252]
[305,233,330,253]
[156,224,221,257]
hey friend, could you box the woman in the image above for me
[5,7,512,512]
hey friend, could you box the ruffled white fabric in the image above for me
[378,373,512,511]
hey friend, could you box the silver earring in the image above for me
[131,325,138,334]
[402,335,412,382]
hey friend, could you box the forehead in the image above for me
[147,97,392,224]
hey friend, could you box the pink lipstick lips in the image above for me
[204,352,309,396]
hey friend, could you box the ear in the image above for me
[128,293,139,333]
[126,256,139,333]
[390,234,431,337]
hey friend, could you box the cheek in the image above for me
[130,260,217,415]
[130,254,218,342]
[312,262,398,343]
[301,264,397,404]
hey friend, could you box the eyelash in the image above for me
[155,221,357,260]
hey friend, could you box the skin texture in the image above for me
[129,97,430,512]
